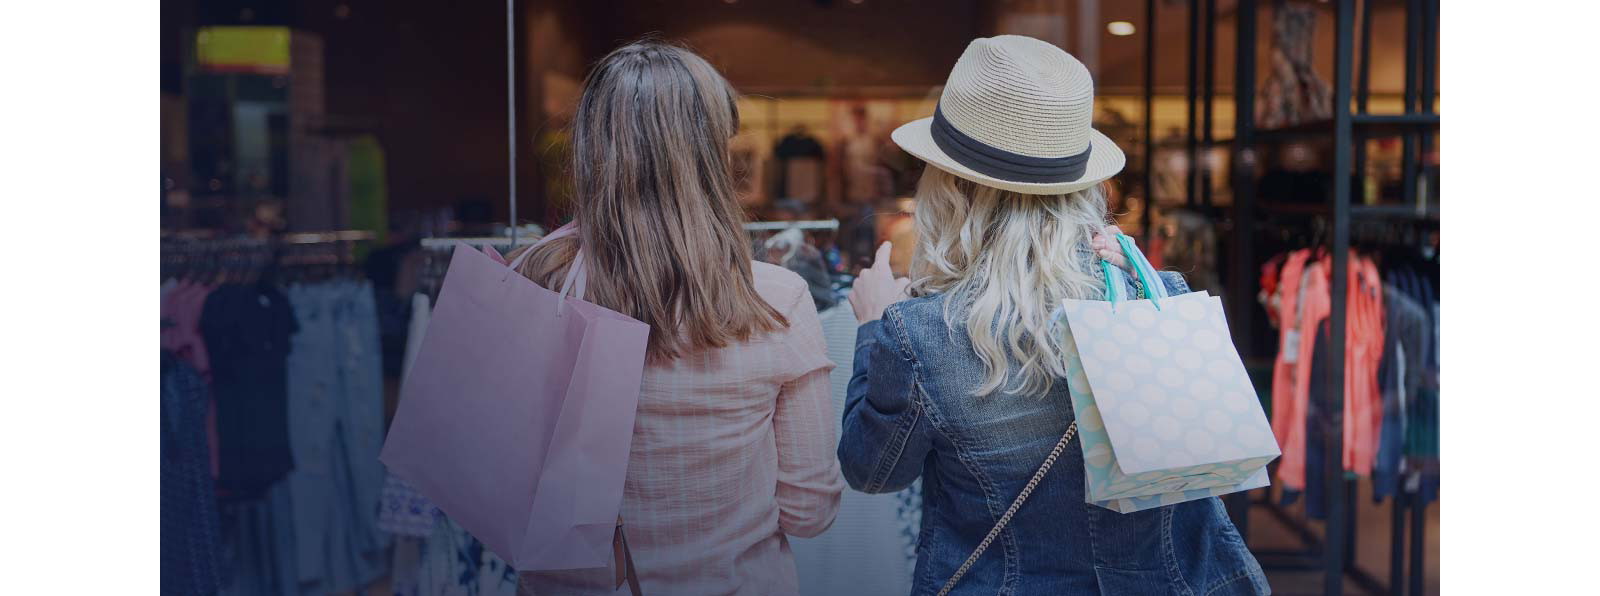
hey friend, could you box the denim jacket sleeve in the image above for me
[837,306,933,494]
[1158,270,1192,296]
[1084,240,1191,299]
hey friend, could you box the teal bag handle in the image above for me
[1100,234,1166,309]
[1055,233,1165,324]
[1117,234,1168,301]
[1101,259,1127,304]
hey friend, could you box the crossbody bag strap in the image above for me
[936,420,1079,596]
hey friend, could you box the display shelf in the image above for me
[1351,204,1439,220]
[1207,114,1439,147]
[1212,1,1440,595]
[1255,202,1439,220]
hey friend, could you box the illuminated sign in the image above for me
[196,27,290,74]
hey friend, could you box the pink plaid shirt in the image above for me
[521,262,844,596]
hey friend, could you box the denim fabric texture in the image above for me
[218,482,300,596]
[284,281,390,592]
[839,249,1269,595]
[1373,285,1429,504]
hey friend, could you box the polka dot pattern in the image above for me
[1056,292,1283,511]
[1099,467,1272,514]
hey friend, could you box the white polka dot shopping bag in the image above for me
[1055,235,1280,513]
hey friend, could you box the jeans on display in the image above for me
[1374,285,1431,503]
[1387,270,1441,506]
[283,280,390,593]
[218,482,300,596]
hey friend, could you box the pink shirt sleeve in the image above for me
[769,283,844,538]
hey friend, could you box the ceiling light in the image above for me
[1107,21,1136,36]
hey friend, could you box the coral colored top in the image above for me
[1270,251,1386,492]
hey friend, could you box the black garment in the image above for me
[773,132,824,161]
[1280,323,1331,519]
[839,203,879,272]
[772,132,825,201]
[1257,169,1329,204]
[162,352,226,595]
[201,283,298,499]
[364,240,420,378]
[1305,323,1332,520]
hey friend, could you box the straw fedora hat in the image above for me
[892,35,1125,195]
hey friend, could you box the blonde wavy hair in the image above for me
[909,167,1111,396]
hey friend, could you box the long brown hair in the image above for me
[509,40,786,361]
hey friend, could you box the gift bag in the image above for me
[1058,235,1279,513]
[380,223,651,571]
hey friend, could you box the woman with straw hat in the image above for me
[840,36,1268,595]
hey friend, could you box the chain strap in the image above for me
[935,420,1078,596]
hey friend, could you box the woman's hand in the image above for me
[1090,224,1133,272]
[849,242,911,323]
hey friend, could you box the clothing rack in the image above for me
[419,234,546,249]
[742,219,839,232]
[161,230,378,248]
[282,230,380,244]
[1182,1,1440,594]
[161,230,378,272]
[418,220,841,250]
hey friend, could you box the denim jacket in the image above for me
[838,255,1269,596]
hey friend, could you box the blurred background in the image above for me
[159,1,1439,595]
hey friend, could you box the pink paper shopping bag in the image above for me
[381,224,650,571]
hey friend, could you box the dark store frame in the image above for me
[1164,0,1442,594]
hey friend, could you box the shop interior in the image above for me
[159,1,1439,594]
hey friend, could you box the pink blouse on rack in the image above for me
[162,280,220,478]
[520,262,844,596]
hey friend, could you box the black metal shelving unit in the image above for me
[1162,0,1443,594]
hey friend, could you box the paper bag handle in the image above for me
[503,222,589,316]
[1100,234,1167,309]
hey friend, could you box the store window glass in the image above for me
[160,1,1439,594]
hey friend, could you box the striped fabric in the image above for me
[520,262,844,596]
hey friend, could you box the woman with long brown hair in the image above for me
[512,41,843,595]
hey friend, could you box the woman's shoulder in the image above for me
[750,261,812,312]
[883,292,949,325]
[880,292,958,352]
[746,261,834,376]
